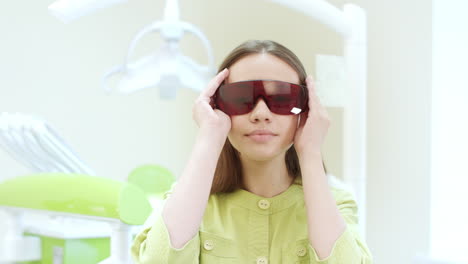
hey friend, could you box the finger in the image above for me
[201,68,229,98]
[305,75,317,110]
[306,75,324,110]
[298,111,307,128]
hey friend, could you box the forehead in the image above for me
[227,53,300,84]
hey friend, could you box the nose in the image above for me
[249,98,272,122]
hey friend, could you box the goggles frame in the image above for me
[211,79,309,116]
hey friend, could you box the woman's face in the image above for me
[226,53,300,161]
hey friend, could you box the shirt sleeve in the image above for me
[308,188,373,264]
[130,190,200,264]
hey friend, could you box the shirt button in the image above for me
[257,199,270,209]
[203,240,214,251]
[256,256,268,264]
[296,246,307,257]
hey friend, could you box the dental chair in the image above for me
[0,173,152,264]
[0,113,177,264]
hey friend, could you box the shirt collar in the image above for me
[219,177,303,215]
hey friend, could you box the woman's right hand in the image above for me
[192,68,231,136]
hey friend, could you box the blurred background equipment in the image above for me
[0,112,95,175]
[0,114,176,264]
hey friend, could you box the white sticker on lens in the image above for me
[290,107,302,114]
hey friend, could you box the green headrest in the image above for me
[0,173,152,225]
[128,164,176,199]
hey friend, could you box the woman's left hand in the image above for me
[293,75,331,156]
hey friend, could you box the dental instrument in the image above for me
[32,116,96,175]
[0,114,48,172]
[0,126,41,173]
[31,118,95,175]
[0,113,96,175]
[18,116,74,173]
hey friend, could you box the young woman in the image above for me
[131,40,373,264]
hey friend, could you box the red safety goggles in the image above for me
[211,80,309,115]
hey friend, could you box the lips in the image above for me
[246,129,277,136]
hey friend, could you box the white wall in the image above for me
[430,0,468,262]
[0,0,433,263]
[334,0,432,263]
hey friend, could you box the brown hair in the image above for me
[210,40,328,194]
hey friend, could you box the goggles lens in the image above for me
[212,80,308,115]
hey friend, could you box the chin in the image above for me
[239,147,283,161]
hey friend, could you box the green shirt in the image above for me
[131,177,373,263]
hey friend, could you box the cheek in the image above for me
[227,116,243,140]
[284,116,299,136]
[228,116,239,132]
[227,118,249,153]
[278,118,298,145]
